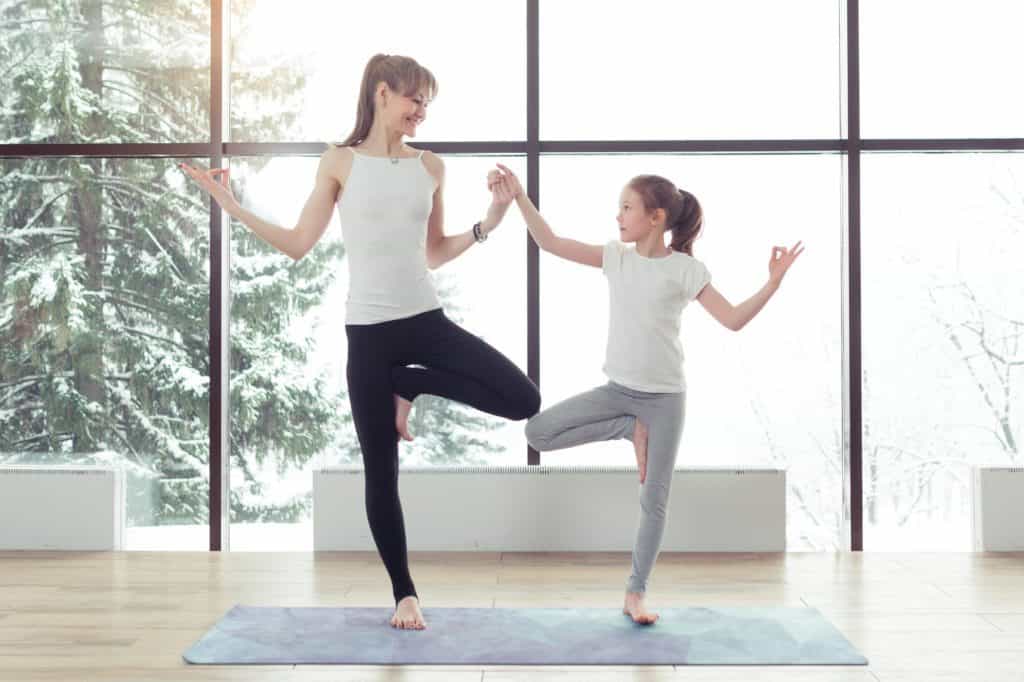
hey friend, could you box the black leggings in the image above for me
[345,307,541,605]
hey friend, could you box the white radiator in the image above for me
[973,466,1024,551]
[0,465,125,550]
[314,466,785,552]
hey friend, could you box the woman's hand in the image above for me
[768,241,804,284]
[481,169,516,234]
[487,169,502,191]
[179,162,239,213]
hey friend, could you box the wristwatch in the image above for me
[472,220,488,243]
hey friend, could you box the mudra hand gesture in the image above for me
[768,242,804,284]
[179,162,239,212]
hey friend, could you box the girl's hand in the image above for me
[179,162,238,212]
[769,241,804,283]
[495,163,524,198]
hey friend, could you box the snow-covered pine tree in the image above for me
[1,0,513,531]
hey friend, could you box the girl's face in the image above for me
[382,85,430,137]
[617,187,659,242]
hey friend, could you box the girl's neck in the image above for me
[634,232,672,259]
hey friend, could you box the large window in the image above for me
[0,1,210,144]
[540,0,842,140]
[862,153,1024,550]
[0,156,211,550]
[4,1,1022,551]
[861,1,1024,138]
[539,154,843,550]
[225,155,528,550]
[230,0,527,142]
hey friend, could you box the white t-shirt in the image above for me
[601,240,711,393]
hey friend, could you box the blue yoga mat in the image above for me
[183,605,867,666]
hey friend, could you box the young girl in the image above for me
[182,55,539,631]
[491,164,802,625]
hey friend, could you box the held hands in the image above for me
[769,241,804,284]
[479,164,519,234]
[488,163,524,199]
[178,162,238,212]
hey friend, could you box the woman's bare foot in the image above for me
[623,591,659,625]
[390,595,426,630]
[394,394,414,442]
[633,418,648,483]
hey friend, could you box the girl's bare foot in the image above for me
[390,595,426,630]
[623,591,659,625]
[633,418,648,483]
[394,394,414,442]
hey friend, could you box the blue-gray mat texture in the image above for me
[183,605,868,666]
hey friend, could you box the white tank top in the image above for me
[336,148,442,325]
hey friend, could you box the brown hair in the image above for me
[627,175,704,256]
[339,54,438,148]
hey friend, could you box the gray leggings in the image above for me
[524,381,686,594]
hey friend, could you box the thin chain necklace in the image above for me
[357,143,404,165]
[388,144,404,165]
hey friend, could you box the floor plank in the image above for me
[1,551,1022,681]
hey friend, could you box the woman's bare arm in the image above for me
[180,146,344,261]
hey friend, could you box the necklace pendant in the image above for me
[390,157,400,165]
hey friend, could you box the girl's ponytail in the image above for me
[627,176,704,256]
[669,188,703,256]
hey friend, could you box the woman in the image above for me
[182,54,540,631]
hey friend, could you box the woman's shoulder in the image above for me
[416,147,443,168]
[414,148,444,187]
[326,142,356,158]
[322,143,356,185]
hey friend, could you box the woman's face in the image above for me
[382,85,430,137]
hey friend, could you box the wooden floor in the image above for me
[1,551,1023,681]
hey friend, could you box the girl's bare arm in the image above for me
[498,163,603,269]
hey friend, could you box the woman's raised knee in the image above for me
[508,384,542,421]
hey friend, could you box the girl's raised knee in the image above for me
[524,416,549,450]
